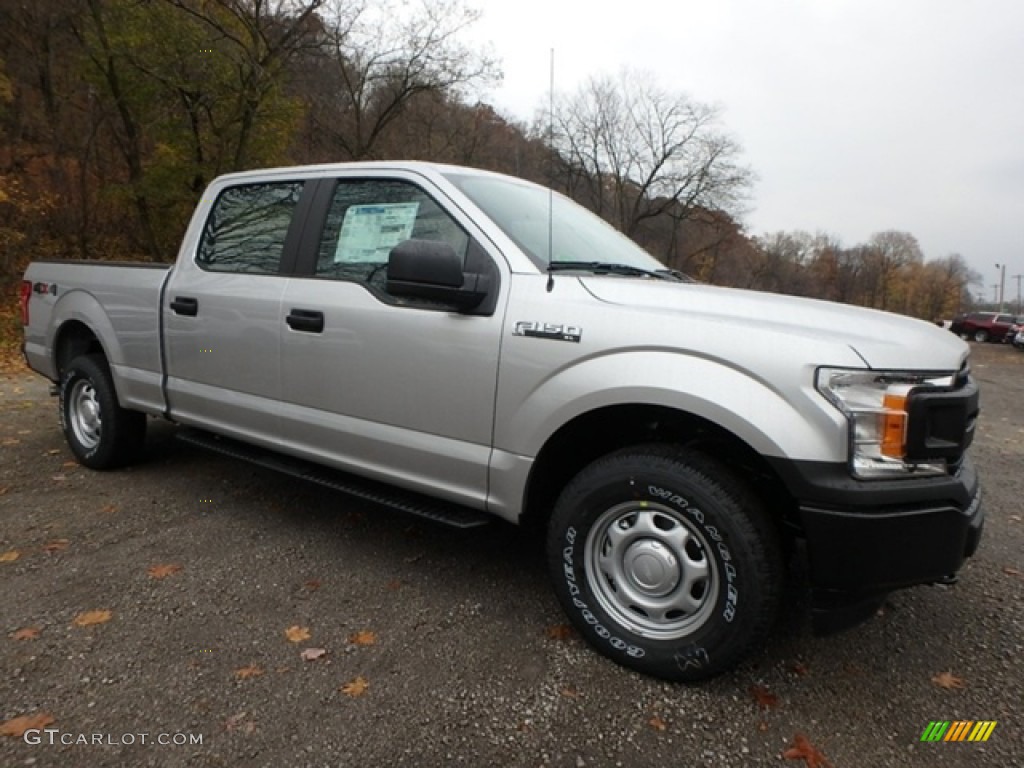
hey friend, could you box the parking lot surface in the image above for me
[1,344,1021,767]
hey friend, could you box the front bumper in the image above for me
[769,455,983,632]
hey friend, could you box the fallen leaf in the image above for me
[0,550,20,563]
[43,539,69,553]
[648,715,667,731]
[1,437,20,446]
[51,474,66,482]
[931,671,965,689]
[235,664,264,680]
[560,686,580,699]
[148,563,183,579]
[545,624,575,641]
[1,713,56,738]
[224,711,256,734]
[749,684,780,710]
[11,626,41,641]
[783,733,832,767]
[791,662,809,676]
[0,485,10,495]
[61,460,78,468]
[1009,515,1021,523]
[300,647,327,662]
[757,720,770,732]
[46,448,60,455]
[285,625,311,643]
[340,676,369,697]
[72,610,112,627]
[303,579,321,592]
[348,630,376,646]
[101,504,119,514]
[1003,566,1022,577]
[385,578,402,591]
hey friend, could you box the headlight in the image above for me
[816,368,952,479]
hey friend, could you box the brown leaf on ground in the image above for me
[791,662,809,676]
[648,715,667,731]
[749,684,780,709]
[1,437,20,446]
[340,676,369,697]
[224,712,256,734]
[757,720,769,732]
[61,460,77,468]
[932,671,965,689]
[284,625,311,643]
[0,550,20,563]
[0,484,10,495]
[148,563,183,579]
[101,504,119,514]
[303,579,321,592]
[545,624,575,641]
[234,664,264,680]
[11,626,41,641]
[1003,566,1023,577]
[1009,515,1021,523]
[51,474,66,482]
[300,647,327,662]
[385,578,402,590]
[1,713,56,738]
[560,686,580,699]
[45,448,60,455]
[783,733,832,767]
[72,610,112,627]
[43,539,69,553]
[348,630,376,646]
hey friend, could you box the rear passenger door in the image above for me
[163,180,308,443]
[278,174,507,509]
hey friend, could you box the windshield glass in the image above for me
[442,172,666,271]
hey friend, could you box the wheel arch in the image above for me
[54,320,107,378]
[520,403,799,534]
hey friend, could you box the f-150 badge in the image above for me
[513,321,582,343]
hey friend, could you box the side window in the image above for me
[197,182,303,274]
[315,179,469,290]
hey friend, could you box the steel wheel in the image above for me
[585,502,718,639]
[68,379,102,450]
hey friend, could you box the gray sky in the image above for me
[469,0,1024,296]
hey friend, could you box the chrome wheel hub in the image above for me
[69,380,102,450]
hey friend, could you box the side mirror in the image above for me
[386,239,489,310]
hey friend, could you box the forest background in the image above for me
[0,0,985,359]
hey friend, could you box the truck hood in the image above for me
[579,278,969,371]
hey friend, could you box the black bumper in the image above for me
[769,455,983,632]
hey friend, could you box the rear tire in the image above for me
[973,329,989,343]
[59,354,146,469]
[546,445,782,682]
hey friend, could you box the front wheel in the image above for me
[547,445,782,682]
[59,354,146,469]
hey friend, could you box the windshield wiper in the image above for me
[548,261,680,280]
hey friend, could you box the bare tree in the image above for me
[549,69,753,239]
[313,0,499,160]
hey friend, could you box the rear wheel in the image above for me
[59,354,146,469]
[973,329,989,343]
[546,445,782,682]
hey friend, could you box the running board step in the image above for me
[175,428,490,529]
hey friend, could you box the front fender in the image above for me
[494,349,852,465]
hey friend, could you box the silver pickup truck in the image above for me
[20,162,983,681]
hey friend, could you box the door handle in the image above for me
[286,309,324,333]
[170,296,198,316]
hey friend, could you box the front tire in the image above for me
[547,445,782,682]
[59,354,146,469]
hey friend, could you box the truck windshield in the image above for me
[442,172,668,274]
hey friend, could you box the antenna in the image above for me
[546,48,555,293]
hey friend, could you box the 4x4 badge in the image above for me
[513,321,582,343]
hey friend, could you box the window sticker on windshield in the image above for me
[335,202,419,263]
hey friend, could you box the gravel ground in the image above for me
[1,343,1021,768]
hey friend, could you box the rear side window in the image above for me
[197,182,304,274]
